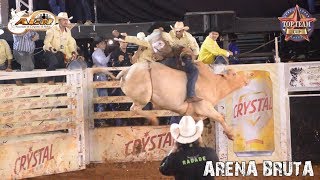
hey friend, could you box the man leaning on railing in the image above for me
[43,12,77,85]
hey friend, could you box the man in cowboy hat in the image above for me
[168,21,199,57]
[159,116,218,179]
[0,29,13,72]
[43,12,77,84]
[166,21,202,103]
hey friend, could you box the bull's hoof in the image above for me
[148,117,159,126]
[223,129,235,141]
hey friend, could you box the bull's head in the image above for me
[223,69,254,88]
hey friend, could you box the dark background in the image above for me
[9,0,315,23]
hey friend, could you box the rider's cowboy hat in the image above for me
[170,116,203,144]
[0,29,4,36]
[56,12,73,20]
[170,21,189,31]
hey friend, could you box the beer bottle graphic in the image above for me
[232,70,275,157]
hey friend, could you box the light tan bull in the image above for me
[116,61,253,140]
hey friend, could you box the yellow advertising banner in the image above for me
[216,63,290,163]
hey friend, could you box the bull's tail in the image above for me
[116,68,130,80]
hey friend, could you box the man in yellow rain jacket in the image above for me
[199,31,233,65]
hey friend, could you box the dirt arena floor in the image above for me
[30,161,320,180]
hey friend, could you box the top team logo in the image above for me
[278,5,316,42]
[8,10,56,34]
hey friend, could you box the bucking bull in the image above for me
[111,30,253,140]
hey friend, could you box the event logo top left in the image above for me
[8,10,56,34]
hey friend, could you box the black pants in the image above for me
[43,51,66,82]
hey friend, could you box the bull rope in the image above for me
[147,61,154,101]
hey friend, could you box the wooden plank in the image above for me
[0,97,75,111]
[94,96,132,103]
[89,66,129,72]
[92,81,120,88]
[94,110,178,119]
[87,70,95,129]
[0,109,75,124]
[0,122,76,137]
[0,70,80,80]
[0,84,74,99]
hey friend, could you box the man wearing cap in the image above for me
[199,31,233,66]
[0,29,13,72]
[43,12,77,84]
[159,116,218,179]
[92,36,110,113]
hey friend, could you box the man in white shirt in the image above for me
[92,36,110,112]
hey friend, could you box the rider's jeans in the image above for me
[182,58,199,98]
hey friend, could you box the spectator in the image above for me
[109,40,132,126]
[72,0,93,25]
[92,36,111,112]
[110,41,132,67]
[43,12,77,85]
[91,36,111,127]
[112,30,126,47]
[228,33,240,64]
[199,31,233,74]
[159,116,218,180]
[0,29,13,72]
[48,0,65,15]
[13,31,39,85]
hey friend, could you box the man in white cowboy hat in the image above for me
[0,29,13,72]
[43,12,77,84]
[168,21,199,57]
[166,21,202,103]
[159,116,218,180]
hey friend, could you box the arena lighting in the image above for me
[108,39,114,45]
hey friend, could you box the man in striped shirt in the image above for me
[13,31,39,85]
